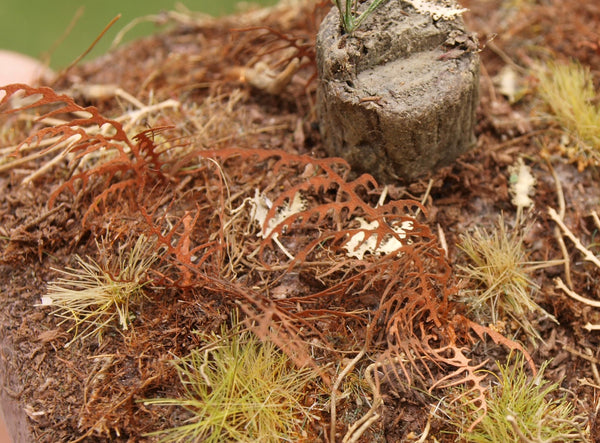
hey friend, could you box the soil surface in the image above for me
[1,0,600,441]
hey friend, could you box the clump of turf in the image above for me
[537,59,600,170]
[449,353,586,442]
[143,317,319,442]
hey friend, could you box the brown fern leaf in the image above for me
[0,84,134,166]
[371,240,454,359]
[0,84,169,221]
[1,83,107,120]
[236,286,325,371]
[184,147,534,391]
[462,316,536,374]
[146,144,534,430]
[139,205,223,288]
[167,269,329,372]
[423,323,534,431]
[200,147,427,266]
[427,343,490,430]
[375,235,536,428]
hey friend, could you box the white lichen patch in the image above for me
[508,158,536,212]
[248,189,307,260]
[344,218,414,259]
[405,0,467,20]
[250,189,306,238]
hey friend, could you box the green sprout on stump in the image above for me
[332,0,467,34]
[144,321,319,442]
[333,0,388,34]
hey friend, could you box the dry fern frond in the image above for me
[190,147,535,406]
[0,84,173,222]
[184,147,535,431]
[233,2,327,92]
[140,205,224,288]
[449,353,585,441]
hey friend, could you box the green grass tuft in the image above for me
[537,59,600,170]
[143,320,319,442]
[457,217,555,342]
[450,353,586,442]
[40,235,158,346]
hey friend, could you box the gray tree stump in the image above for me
[316,0,480,182]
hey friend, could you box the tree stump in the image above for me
[316,0,480,182]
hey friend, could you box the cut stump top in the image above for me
[316,0,480,182]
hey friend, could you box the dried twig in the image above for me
[415,405,434,443]
[555,277,600,308]
[585,347,600,386]
[555,277,600,331]
[437,223,448,257]
[548,207,600,268]
[591,210,600,231]
[562,342,600,365]
[506,415,534,443]
[550,208,600,332]
[342,358,384,443]
[10,203,67,235]
[414,178,433,218]
[546,160,573,288]
[330,348,366,443]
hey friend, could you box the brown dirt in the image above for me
[1,0,600,441]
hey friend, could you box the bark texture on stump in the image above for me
[316,0,480,182]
